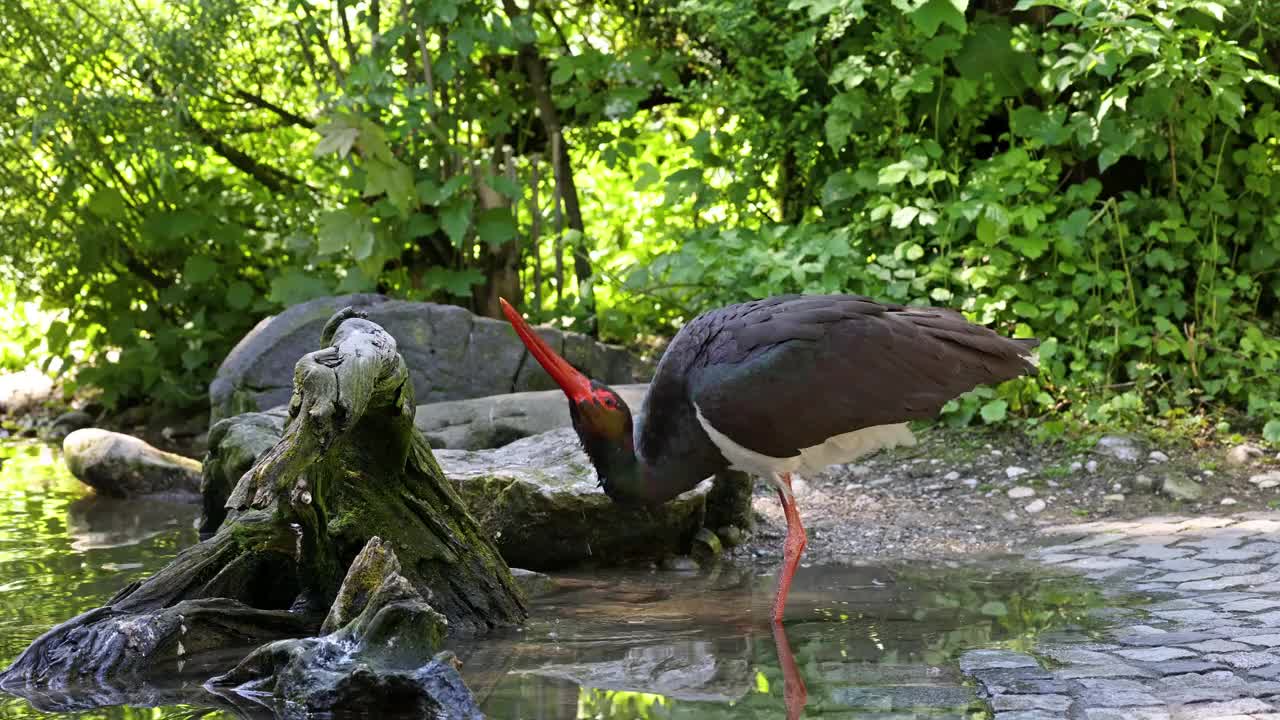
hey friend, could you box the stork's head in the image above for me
[499,299,645,504]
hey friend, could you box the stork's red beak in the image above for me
[499,298,592,403]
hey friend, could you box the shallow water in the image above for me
[0,440,1111,719]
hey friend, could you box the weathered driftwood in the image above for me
[206,536,481,717]
[0,309,525,710]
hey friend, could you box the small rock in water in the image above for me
[1249,471,1280,490]
[1227,443,1265,466]
[1086,460,1099,473]
[1095,434,1143,462]
[1148,450,1169,463]
[1005,466,1029,479]
[944,471,960,481]
[1160,475,1205,502]
[1024,499,1047,514]
[1221,497,1239,506]
[661,555,700,572]
[690,528,723,565]
[717,525,746,548]
[1007,486,1035,499]
[1104,493,1126,502]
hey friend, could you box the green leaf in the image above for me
[225,281,254,310]
[268,269,333,307]
[421,266,484,297]
[440,199,472,247]
[487,174,522,200]
[821,171,860,206]
[87,188,127,220]
[183,255,218,285]
[892,206,920,228]
[1264,419,1280,444]
[405,213,439,239]
[476,208,517,247]
[1009,234,1050,259]
[910,0,967,37]
[314,115,360,158]
[317,209,373,257]
[980,399,1008,423]
[953,20,1036,97]
[364,158,416,215]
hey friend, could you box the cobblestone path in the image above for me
[966,513,1280,719]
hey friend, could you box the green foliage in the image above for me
[0,0,1276,434]
[615,0,1280,432]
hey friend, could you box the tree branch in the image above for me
[232,89,316,129]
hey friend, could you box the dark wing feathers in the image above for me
[655,294,1037,459]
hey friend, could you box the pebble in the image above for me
[1025,499,1047,514]
[963,478,978,488]
[1250,471,1280,490]
[944,471,960,481]
[1008,486,1036,499]
[1221,497,1239,506]
[1227,443,1264,466]
[1096,434,1143,462]
[1160,475,1205,502]
[1148,450,1169,463]
[992,449,1004,456]
[1104,494,1126,502]
[1006,466,1030,479]
[1134,474,1157,491]
[1086,460,1099,473]
[1070,461,1083,472]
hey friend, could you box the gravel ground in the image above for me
[738,425,1280,564]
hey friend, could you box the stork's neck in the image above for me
[588,409,728,507]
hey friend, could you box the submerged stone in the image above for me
[63,428,202,498]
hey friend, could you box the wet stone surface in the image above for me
[967,513,1280,719]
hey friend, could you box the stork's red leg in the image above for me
[771,619,808,720]
[770,472,807,624]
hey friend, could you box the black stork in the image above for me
[500,294,1038,623]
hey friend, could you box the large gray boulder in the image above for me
[210,295,650,423]
[417,384,648,450]
[438,428,711,570]
[63,429,202,499]
[200,410,724,570]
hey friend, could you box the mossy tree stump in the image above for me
[0,309,526,701]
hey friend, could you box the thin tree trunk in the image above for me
[530,155,543,311]
[502,0,596,334]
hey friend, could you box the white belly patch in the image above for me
[694,403,916,481]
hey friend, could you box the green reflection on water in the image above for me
[0,441,1116,720]
[0,442,232,720]
[459,564,1110,720]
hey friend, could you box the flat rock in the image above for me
[416,385,648,450]
[62,428,201,498]
[209,295,651,422]
[1096,435,1144,462]
[1159,475,1205,502]
[437,428,711,571]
